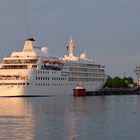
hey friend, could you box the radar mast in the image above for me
[67,36,75,57]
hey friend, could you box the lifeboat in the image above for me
[44,59,64,70]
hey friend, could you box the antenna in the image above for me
[67,36,75,57]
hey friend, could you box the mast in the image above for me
[67,36,75,57]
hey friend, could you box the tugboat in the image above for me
[73,83,86,97]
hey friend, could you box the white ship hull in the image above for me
[0,68,106,96]
[0,82,105,97]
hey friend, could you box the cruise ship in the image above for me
[0,37,107,96]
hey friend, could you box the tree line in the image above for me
[104,76,135,88]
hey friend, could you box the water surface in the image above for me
[0,95,140,140]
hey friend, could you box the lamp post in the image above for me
[134,65,140,86]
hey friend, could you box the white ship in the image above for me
[0,37,107,96]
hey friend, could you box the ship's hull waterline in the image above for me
[0,82,105,97]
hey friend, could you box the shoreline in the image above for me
[86,86,140,96]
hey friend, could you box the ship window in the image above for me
[27,83,29,85]
[18,83,22,85]
[11,83,17,85]
[4,83,10,85]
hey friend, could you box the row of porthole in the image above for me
[36,77,50,80]
[35,83,64,86]
[38,71,50,74]
[36,77,67,81]
[0,83,29,86]
[52,77,67,81]
[36,83,50,86]
[38,70,61,74]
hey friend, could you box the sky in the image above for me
[0,0,140,80]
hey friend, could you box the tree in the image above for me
[104,76,134,88]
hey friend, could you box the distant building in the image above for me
[134,65,140,85]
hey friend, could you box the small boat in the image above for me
[73,83,86,97]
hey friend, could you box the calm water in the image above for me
[0,95,140,140]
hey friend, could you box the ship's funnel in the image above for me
[27,38,35,42]
[23,38,35,52]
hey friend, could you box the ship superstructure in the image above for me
[0,37,107,96]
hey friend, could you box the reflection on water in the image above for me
[0,98,34,140]
[0,96,140,140]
